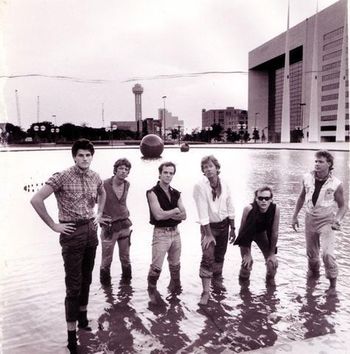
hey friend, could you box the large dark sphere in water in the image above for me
[140,134,164,158]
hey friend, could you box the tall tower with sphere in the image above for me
[132,84,143,123]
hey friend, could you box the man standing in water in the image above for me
[292,150,347,292]
[234,186,280,285]
[193,155,236,305]
[30,139,106,353]
[146,162,187,304]
[99,158,133,286]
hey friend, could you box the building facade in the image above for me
[248,0,348,142]
[202,107,248,132]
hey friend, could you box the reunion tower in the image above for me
[132,83,143,122]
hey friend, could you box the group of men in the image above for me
[30,139,347,353]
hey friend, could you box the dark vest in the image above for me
[103,177,130,222]
[234,201,276,247]
[147,182,181,227]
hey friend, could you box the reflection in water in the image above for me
[147,294,191,353]
[80,281,149,353]
[298,277,339,339]
[229,281,280,352]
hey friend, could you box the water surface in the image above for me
[1,147,349,353]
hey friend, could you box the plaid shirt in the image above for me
[46,165,103,221]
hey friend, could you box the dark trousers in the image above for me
[60,220,98,322]
[200,218,229,278]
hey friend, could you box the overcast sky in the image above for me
[0,0,339,130]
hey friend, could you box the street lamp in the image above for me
[162,96,167,141]
[261,126,268,143]
[236,122,247,143]
[205,126,213,143]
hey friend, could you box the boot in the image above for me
[147,273,160,304]
[67,330,77,354]
[78,310,92,331]
[212,262,226,291]
[100,267,111,286]
[121,264,132,284]
[168,264,182,294]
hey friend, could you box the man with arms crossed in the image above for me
[31,139,106,353]
[146,162,186,304]
[292,150,347,292]
[100,158,133,286]
[193,155,236,305]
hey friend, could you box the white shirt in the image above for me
[193,177,235,225]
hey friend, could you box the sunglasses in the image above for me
[257,196,272,201]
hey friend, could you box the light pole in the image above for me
[162,96,167,141]
[236,122,247,143]
[261,126,268,143]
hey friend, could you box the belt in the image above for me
[60,218,94,226]
[155,226,177,231]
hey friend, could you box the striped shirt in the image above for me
[46,165,103,221]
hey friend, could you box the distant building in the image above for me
[158,109,184,131]
[248,0,348,142]
[132,84,143,123]
[202,107,248,131]
[143,118,162,136]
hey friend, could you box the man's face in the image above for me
[202,160,218,179]
[115,165,130,180]
[73,149,93,170]
[159,166,175,185]
[255,190,272,212]
[314,156,330,174]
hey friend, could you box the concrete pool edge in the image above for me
[0,142,349,153]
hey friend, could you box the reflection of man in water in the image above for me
[99,158,133,286]
[146,162,187,304]
[298,278,339,339]
[193,155,236,305]
[292,150,347,291]
[234,186,280,285]
[30,139,107,353]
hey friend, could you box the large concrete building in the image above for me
[248,0,348,142]
[202,107,248,132]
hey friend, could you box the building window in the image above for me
[323,27,344,41]
[320,125,336,131]
[322,72,340,81]
[323,50,342,61]
[321,115,337,121]
[321,104,338,111]
[321,93,339,101]
[322,83,340,91]
[322,61,341,71]
[323,38,343,51]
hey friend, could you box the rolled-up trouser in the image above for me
[147,227,181,278]
[305,213,337,279]
[199,218,229,279]
[100,225,132,270]
[59,219,98,323]
[239,231,278,279]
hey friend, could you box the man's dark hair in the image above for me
[254,186,273,199]
[158,161,176,175]
[315,149,334,170]
[113,158,132,174]
[201,155,221,174]
[71,139,95,157]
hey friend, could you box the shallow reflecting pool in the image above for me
[1,146,349,353]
